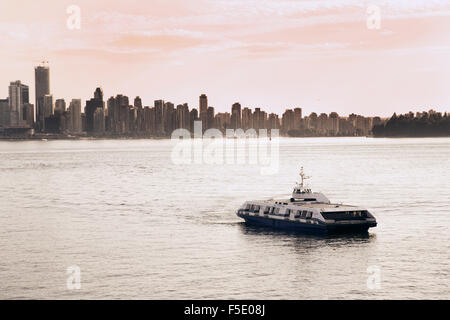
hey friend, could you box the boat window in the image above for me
[245,204,251,211]
[285,209,291,216]
[275,207,280,214]
[263,207,270,214]
[306,212,312,219]
[269,207,275,214]
[294,210,301,218]
[301,210,307,218]
[253,205,260,213]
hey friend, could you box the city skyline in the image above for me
[1,61,449,124]
[1,1,450,117]
[1,62,449,138]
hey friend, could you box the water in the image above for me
[0,137,449,299]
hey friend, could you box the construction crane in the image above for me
[32,60,49,67]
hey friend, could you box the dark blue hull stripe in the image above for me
[238,213,372,234]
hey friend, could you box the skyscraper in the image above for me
[134,96,142,109]
[189,108,198,133]
[154,100,164,136]
[55,99,66,115]
[231,102,242,129]
[0,98,9,127]
[207,106,215,130]
[35,64,50,129]
[242,107,252,130]
[23,103,35,127]
[85,88,105,133]
[68,99,82,133]
[164,102,175,135]
[294,108,302,129]
[8,81,29,126]
[43,94,53,119]
[199,94,208,115]
[199,94,208,131]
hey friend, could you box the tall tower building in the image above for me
[35,64,50,129]
[199,94,208,131]
[199,94,208,114]
[294,108,302,129]
[134,96,143,109]
[164,101,175,135]
[8,81,29,126]
[85,87,105,133]
[68,99,82,133]
[207,106,215,129]
[55,99,66,115]
[43,95,53,118]
[94,87,103,101]
[231,102,242,129]
[0,99,9,126]
[154,100,164,136]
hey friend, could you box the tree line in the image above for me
[372,111,450,137]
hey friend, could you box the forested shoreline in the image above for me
[373,111,450,137]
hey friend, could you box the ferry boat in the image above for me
[236,167,377,234]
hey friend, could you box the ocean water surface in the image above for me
[0,137,449,299]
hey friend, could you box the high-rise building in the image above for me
[0,98,9,127]
[307,112,318,131]
[164,102,175,135]
[68,99,82,133]
[231,103,242,129]
[318,113,328,135]
[23,103,35,127]
[215,112,230,132]
[207,106,215,129]
[55,99,66,115]
[176,103,190,130]
[134,96,142,109]
[281,109,294,134]
[146,106,157,134]
[154,100,164,136]
[329,112,339,136]
[242,107,252,130]
[199,94,208,131]
[35,65,50,129]
[43,94,53,119]
[93,108,105,134]
[253,108,262,130]
[94,88,103,101]
[294,108,302,129]
[199,94,208,115]
[21,85,29,105]
[8,81,29,126]
[268,113,280,130]
[85,88,105,133]
[189,108,199,132]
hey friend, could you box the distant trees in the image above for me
[373,111,450,137]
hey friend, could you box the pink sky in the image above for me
[1,0,450,117]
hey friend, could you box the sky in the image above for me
[1,0,450,117]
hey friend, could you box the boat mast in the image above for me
[297,166,311,189]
